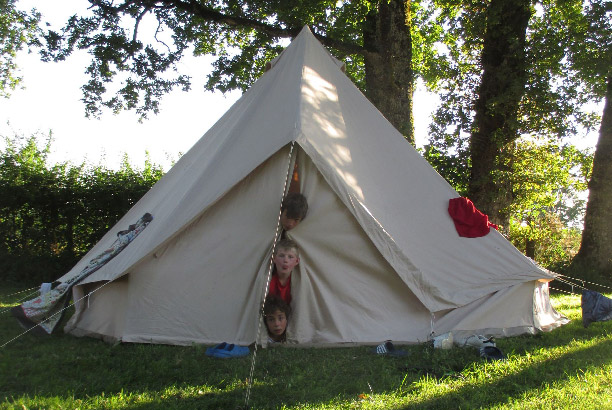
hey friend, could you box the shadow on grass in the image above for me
[392,336,612,410]
[2,290,612,410]
[2,333,612,410]
[0,326,421,410]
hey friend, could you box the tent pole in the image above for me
[430,312,436,339]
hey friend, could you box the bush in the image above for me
[508,212,582,271]
[0,133,164,285]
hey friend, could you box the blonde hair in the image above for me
[274,238,299,256]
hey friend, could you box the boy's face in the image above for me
[280,210,301,231]
[265,309,287,339]
[273,247,299,276]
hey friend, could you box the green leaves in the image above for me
[0,133,164,284]
[32,0,374,118]
[0,0,40,97]
[507,138,592,267]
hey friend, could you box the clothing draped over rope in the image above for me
[11,213,153,335]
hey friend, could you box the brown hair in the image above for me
[263,295,291,342]
[281,193,308,220]
[263,294,292,318]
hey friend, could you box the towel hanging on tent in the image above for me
[11,213,153,335]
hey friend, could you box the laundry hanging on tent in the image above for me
[581,289,612,328]
[11,213,153,335]
[448,197,499,238]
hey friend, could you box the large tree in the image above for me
[569,0,612,275]
[35,0,440,144]
[424,0,602,230]
[467,0,532,229]
[571,79,612,273]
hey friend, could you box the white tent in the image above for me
[60,26,567,346]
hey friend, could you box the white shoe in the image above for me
[462,334,495,348]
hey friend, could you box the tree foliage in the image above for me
[419,0,612,273]
[31,0,450,143]
[508,139,592,267]
[423,0,604,190]
[428,0,601,147]
[426,132,593,268]
[0,0,40,97]
[509,213,582,270]
[37,0,371,118]
[0,133,163,284]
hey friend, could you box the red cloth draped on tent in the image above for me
[448,197,498,238]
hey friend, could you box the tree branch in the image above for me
[133,6,150,43]
[98,0,366,55]
[154,19,172,52]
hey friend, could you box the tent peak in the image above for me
[264,26,346,73]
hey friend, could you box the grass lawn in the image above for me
[1,285,612,409]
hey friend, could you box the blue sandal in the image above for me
[206,342,250,358]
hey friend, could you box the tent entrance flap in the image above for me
[286,150,432,344]
[254,141,297,346]
[64,147,296,345]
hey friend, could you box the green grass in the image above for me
[2,287,612,409]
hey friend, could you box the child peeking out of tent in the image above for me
[264,295,291,343]
[280,192,308,232]
[269,238,299,305]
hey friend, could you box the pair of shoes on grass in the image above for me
[371,341,408,356]
[205,342,250,358]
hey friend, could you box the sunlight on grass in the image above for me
[550,293,584,318]
[0,286,37,309]
[3,291,612,409]
[386,333,612,409]
[501,365,612,409]
[3,382,257,409]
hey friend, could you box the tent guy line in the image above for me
[1,279,115,348]
[245,141,297,408]
[556,273,612,291]
[0,288,39,316]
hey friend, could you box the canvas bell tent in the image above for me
[22,26,567,346]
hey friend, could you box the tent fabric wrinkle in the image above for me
[19,25,568,346]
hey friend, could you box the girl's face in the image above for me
[265,309,288,340]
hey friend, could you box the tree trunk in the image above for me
[573,75,612,274]
[467,0,532,230]
[362,0,415,144]
[525,238,536,259]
